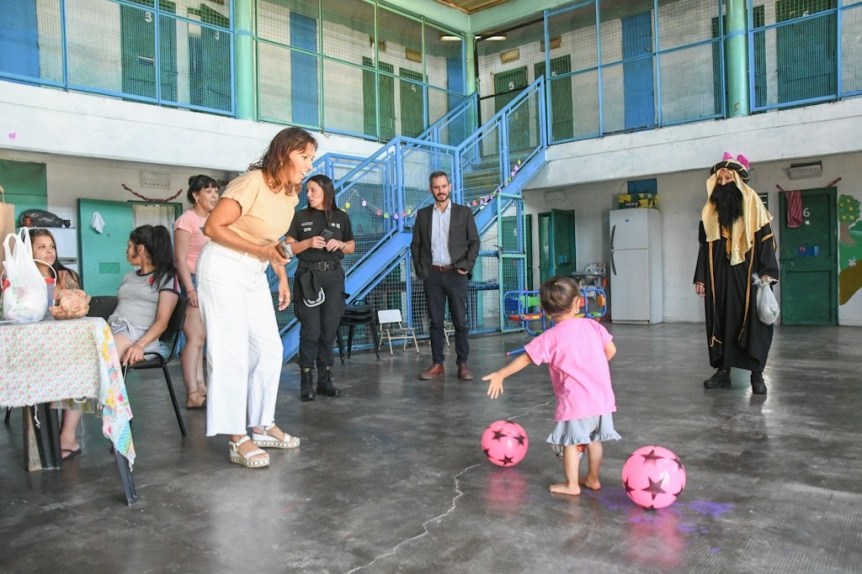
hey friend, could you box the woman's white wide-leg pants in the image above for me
[197,242,283,436]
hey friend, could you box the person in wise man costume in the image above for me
[694,153,779,395]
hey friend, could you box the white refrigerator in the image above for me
[609,209,663,324]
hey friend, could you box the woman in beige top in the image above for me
[198,127,316,469]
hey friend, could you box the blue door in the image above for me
[447,56,466,145]
[622,11,655,131]
[0,0,40,81]
[290,12,319,128]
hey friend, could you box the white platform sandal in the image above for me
[252,423,301,449]
[229,436,270,468]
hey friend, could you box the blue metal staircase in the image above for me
[278,78,548,361]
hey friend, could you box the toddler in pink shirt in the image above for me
[484,277,620,496]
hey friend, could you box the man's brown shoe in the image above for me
[457,362,474,381]
[419,363,444,380]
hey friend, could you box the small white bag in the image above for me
[752,273,779,326]
[2,228,48,322]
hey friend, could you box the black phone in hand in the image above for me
[321,229,334,242]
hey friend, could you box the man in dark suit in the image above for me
[411,171,480,381]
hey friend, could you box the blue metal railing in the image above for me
[274,77,547,359]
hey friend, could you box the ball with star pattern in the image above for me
[622,446,686,509]
[481,420,529,467]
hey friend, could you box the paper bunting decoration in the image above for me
[121,183,184,203]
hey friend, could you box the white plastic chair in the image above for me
[443,320,455,347]
[377,309,419,355]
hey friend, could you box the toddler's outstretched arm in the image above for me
[484,353,532,399]
[605,341,617,361]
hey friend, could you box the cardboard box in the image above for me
[618,192,658,209]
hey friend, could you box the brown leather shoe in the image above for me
[457,362,474,381]
[419,363,444,380]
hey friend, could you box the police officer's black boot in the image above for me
[317,366,342,398]
[300,368,316,402]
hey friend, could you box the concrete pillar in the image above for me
[233,0,255,121]
[725,0,750,117]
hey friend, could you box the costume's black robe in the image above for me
[694,222,779,372]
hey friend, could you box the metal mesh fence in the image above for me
[497,198,528,332]
[321,58,367,136]
[842,4,862,95]
[658,0,717,51]
[659,42,719,124]
[5,0,862,135]
[751,1,842,110]
[425,24,464,91]
[2,0,234,113]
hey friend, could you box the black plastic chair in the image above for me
[121,298,189,436]
[336,301,381,365]
[87,295,119,320]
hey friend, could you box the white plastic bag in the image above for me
[752,273,779,326]
[2,228,48,322]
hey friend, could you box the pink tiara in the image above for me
[722,151,750,171]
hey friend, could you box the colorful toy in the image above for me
[481,420,529,467]
[504,290,546,336]
[621,446,686,509]
[503,290,550,357]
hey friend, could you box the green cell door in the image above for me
[363,57,395,141]
[400,68,425,138]
[534,55,573,142]
[77,199,136,296]
[198,4,230,111]
[121,0,178,101]
[493,67,529,153]
[776,0,836,103]
[538,209,576,282]
[778,188,837,325]
[0,159,47,220]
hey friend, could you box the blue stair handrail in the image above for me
[278,77,547,361]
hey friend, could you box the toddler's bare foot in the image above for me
[579,478,602,491]
[549,482,581,496]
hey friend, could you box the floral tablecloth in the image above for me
[0,317,135,467]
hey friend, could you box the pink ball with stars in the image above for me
[481,420,529,467]
[622,446,686,509]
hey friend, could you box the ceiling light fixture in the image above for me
[440,34,462,41]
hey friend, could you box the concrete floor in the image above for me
[1,322,861,573]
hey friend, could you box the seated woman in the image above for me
[29,229,83,459]
[30,228,81,300]
[108,225,179,367]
